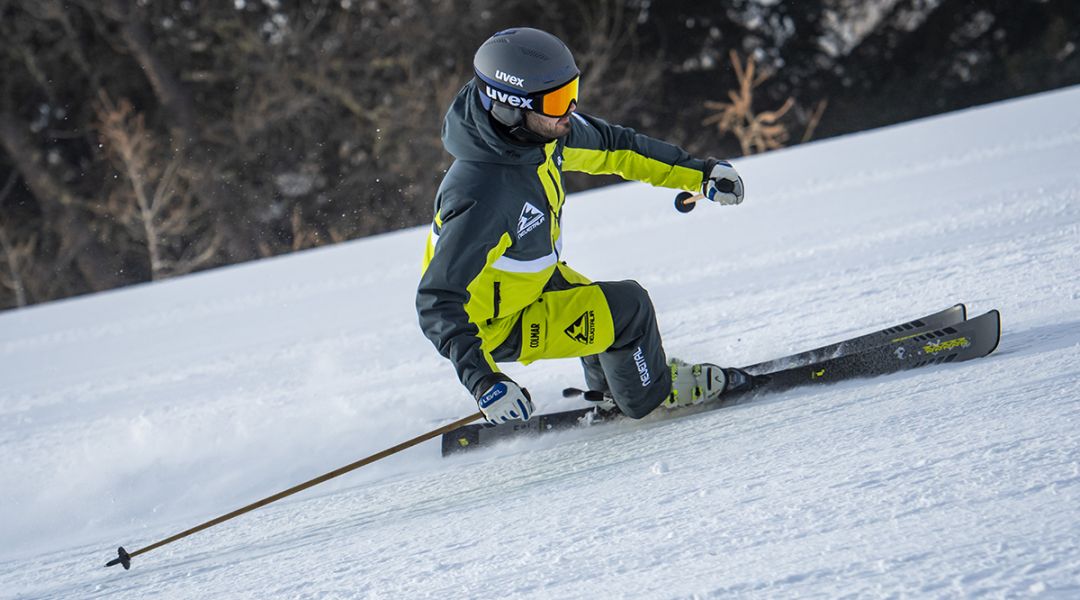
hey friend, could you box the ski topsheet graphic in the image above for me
[442,305,999,456]
[743,303,967,374]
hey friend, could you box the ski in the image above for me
[749,308,999,392]
[742,303,967,374]
[442,307,997,456]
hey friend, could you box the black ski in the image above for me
[743,303,966,374]
[749,308,999,392]
[442,306,995,456]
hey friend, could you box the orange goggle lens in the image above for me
[539,76,579,117]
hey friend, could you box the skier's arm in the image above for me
[562,112,708,191]
[416,193,508,397]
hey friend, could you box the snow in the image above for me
[3,86,1080,598]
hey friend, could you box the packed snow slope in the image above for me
[3,86,1079,599]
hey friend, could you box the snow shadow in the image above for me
[993,319,1080,359]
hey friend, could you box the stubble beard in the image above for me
[524,111,573,139]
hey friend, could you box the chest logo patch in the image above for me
[517,202,546,239]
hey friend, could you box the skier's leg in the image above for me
[591,280,671,418]
[580,354,609,394]
[550,262,669,414]
[555,260,752,411]
[548,265,617,395]
[491,277,672,418]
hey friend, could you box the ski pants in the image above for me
[490,263,671,418]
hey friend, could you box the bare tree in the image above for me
[0,170,34,307]
[101,0,197,141]
[565,0,664,124]
[96,93,219,280]
[703,51,797,156]
[1,0,1073,311]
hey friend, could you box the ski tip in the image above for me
[963,308,1002,358]
[955,302,968,321]
[987,309,1002,355]
[105,546,131,570]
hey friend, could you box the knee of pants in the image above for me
[597,280,657,348]
[593,280,668,419]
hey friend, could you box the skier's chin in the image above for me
[525,111,573,138]
[553,117,571,136]
[543,116,571,138]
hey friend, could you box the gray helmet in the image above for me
[474,28,580,127]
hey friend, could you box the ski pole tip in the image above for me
[105,546,131,570]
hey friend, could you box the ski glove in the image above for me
[702,158,745,205]
[474,374,534,425]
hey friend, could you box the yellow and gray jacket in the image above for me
[417,81,708,395]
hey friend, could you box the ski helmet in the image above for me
[473,28,580,128]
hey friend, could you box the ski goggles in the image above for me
[535,76,579,117]
[477,74,580,118]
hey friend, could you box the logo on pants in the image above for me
[565,311,595,345]
[633,346,651,386]
[529,322,542,348]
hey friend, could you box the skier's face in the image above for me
[524,102,575,138]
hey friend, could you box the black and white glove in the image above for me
[475,374,534,425]
[702,158,745,206]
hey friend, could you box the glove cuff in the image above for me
[472,372,513,400]
[702,157,720,183]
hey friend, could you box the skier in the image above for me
[417,27,752,425]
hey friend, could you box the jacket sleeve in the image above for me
[562,112,707,192]
[416,189,510,397]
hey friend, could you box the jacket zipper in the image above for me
[546,169,562,257]
[546,170,563,216]
[492,281,501,320]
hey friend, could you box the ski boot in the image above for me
[662,358,754,409]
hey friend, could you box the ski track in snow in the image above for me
[2,87,1080,598]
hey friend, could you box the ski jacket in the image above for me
[417,81,708,396]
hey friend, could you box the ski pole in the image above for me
[104,411,485,570]
[674,191,704,213]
